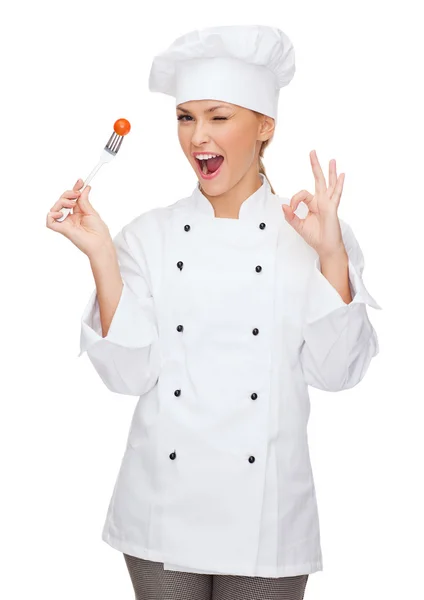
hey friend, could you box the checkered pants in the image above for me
[123,554,309,600]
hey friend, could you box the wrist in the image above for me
[318,245,347,264]
[88,240,116,265]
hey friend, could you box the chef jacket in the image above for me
[78,174,381,577]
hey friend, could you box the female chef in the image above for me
[46,25,381,600]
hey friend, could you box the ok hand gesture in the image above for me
[282,150,346,258]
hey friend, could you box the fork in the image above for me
[56,131,125,222]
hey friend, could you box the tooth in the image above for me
[202,160,208,174]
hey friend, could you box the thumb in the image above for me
[282,203,303,235]
[74,184,97,215]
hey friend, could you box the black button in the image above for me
[169,452,176,460]
[177,325,184,332]
[252,328,259,335]
[177,261,184,270]
[255,265,262,272]
[174,389,181,397]
[184,224,191,231]
[259,222,266,229]
[248,456,255,463]
[251,393,258,400]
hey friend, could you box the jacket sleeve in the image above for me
[299,220,382,392]
[77,225,161,396]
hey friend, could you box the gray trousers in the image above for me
[123,554,309,600]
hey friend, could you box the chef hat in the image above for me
[148,25,296,121]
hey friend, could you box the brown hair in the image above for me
[258,138,275,194]
[253,110,275,194]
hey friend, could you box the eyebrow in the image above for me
[176,104,230,114]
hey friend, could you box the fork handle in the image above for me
[56,161,105,222]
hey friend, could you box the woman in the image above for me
[46,25,381,600]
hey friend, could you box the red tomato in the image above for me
[114,118,131,136]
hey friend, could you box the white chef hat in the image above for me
[148,25,296,122]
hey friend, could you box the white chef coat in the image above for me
[78,174,381,578]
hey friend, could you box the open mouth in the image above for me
[195,155,224,176]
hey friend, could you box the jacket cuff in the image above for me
[78,280,158,357]
[304,256,382,324]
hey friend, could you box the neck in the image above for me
[200,170,263,219]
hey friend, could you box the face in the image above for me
[176,99,274,197]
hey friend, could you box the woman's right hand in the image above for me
[46,179,114,258]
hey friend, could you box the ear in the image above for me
[258,115,275,142]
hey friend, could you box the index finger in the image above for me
[290,189,314,212]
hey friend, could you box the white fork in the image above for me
[56,131,125,222]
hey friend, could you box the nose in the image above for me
[190,120,212,148]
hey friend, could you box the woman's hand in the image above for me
[282,150,346,258]
[46,179,114,258]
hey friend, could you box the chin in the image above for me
[198,179,230,196]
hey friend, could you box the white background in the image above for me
[1,0,422,598]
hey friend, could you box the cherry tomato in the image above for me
[114,118,131,136]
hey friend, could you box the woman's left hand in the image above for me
[282,150,346,258]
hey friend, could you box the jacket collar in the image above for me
[192,173,271,222]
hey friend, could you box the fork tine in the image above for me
[114,136,123,153]
[110,134,119,153]
[106,131,116,149]
[106,133,117,153]
[105,132,124,154]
